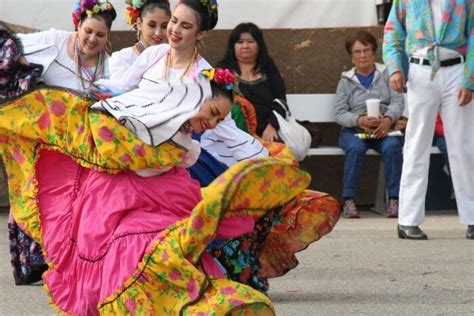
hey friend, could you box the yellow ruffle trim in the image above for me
[96,158,308,315]
[0,87,187,243]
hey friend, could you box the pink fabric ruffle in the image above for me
[36,150,254,315]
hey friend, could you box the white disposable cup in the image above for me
[366,99,380,117]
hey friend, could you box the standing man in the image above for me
[383,0,473,239]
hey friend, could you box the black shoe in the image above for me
[467,225,474,239]
[397,225,428,240]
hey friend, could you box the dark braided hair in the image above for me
[210,80,232,102]
[79,9,117,30]
[140,0,171,20]
[178,0,218,31]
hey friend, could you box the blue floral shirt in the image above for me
[382,0,474,90]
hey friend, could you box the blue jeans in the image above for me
[339,128,403,199]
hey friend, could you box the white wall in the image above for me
[0,0,378,31]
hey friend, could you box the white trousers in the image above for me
[399,63,474,226]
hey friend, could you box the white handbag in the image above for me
[273,98,311,161]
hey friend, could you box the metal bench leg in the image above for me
[373,159,387,214]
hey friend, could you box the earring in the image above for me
[105,40,112,54]
[136,28,141,42]
[197,39,205,50]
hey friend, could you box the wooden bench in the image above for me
[286,93,442,212]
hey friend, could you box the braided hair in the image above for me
[178,0,218,31]
[125,0,171,26]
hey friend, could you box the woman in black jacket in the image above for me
[217,22,286,141]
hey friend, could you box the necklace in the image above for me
[163,47,198,82]
[134,40,146,55]
[74,36,105,92]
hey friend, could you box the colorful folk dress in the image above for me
[0,85,340,315]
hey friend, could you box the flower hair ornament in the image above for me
[72,0,114,29]
[124,0,170,26]
[125,0,144,26]
[199,68,236,92]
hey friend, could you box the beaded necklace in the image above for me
[134,40,146,55]
[74,36,105,91]
[162,47,198,82]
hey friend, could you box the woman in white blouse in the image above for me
[19,1,117,92]
[102,0,267,181]
[8,0,118,286]
[109,0,170,79]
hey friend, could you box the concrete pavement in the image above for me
[1,210,473,315]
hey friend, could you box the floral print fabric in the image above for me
[233,94,258,136]
[0,87,340,315]
[0,87,187,243]
[0,28,43,102]
[383,0,474,88]
[208,206,284,293]
[8,220,47,285]
[98,158,308,315]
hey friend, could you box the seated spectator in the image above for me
[333,30,404,218]
[217,22,286,142]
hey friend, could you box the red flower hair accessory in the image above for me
[199,68,236,91]
[214,68,235,90]
[125,6,141,26]
[124,0,170,26]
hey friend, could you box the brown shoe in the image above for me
[386,199,399,218]
[342,199,360,218]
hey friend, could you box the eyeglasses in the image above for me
[352,48,373,57]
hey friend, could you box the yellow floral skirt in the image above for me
[0,87,339,315]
